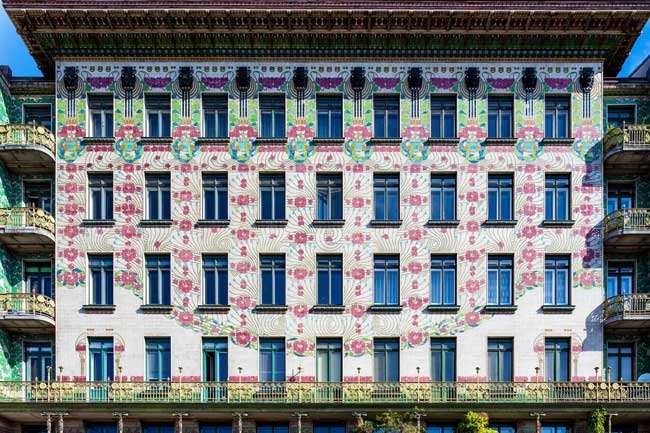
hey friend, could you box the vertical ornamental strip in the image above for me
[343,67,373,163]
[114,66,144,162]
[458,67,488,163]
[286,67,316,163]
[229,67,258,163]
[401,67,430,162]
[171,67,200,162]
[56,66,85,162]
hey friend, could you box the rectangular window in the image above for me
[374,95,400,138]
[607,261,635,298]
[427,426,456,433]
[23,105,52,131]
[24,342,52,381]
[200,425,232,433]
[146,255,170,305]
[89,255,113,305]
[145,95,171,137]
[316,173,343,221]
[544,255,570,306]
[317,255,343,305]
[89,337,114,381]
[260,95,286,138]
[489,425,516,433]
[607,342,634,382]
[487,174,513,221]
[541,424,571,433]
[257,425,289,433]
[260,255,286,305]
[259,338,285,382]
[545,338,570,381]
[202,173,228,221]
[607,183,635,214]
[431,174,456,221]
[88,174,113,220]
[488,96,513,138]
[145,173,171,220]
[317,95,343,138]
[203,255,228,305]
[143,425,174,433]
[545,96,570,139]
[545,174,570,221]
[374,338,399,382]
[607,106,636,128]
[431,338,456,382]
[86,424,117,433]
[430,255,456,306]
[203,338,228,382]
[88,95,114,137]
[487,255,513,306]
[259,174,286,221]
[314,424,346,433]
[374,255,399,306]
[202,95,228,138]
[316,338,342,382]
[374,174,400,221]
[24,181,53,214]
[24,261,52,298]
[145,338,171,382]
[487,338,513,382]
[430,96,457,139]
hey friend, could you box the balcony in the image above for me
[0,293,55,332]
[604,293,650,331]
[0,123,55,174]
[603,209,650,253]
[0,207,55,253]
[603,124,650,175]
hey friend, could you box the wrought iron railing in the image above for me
[604,293,650,321]
[0,381,648,404]
[0,292,55,320]
[603,208,650,237]
[0,207,55,235]
[604,124,650,155]
[0,123,55,154]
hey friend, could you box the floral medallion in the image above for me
[286,125,315,163]
[573,124,601,161]
[458,124,487,163]
[343,125,373,163]
[229,124,258,163]
[401,125,429,162]
[114,124,144,163]
[172,124,200,163]
[515,125,544,161]
[57,124,85,162]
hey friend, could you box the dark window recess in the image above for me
[203,95,229,138]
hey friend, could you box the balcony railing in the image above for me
[0,381,648,404]
[0,207,55,235]
[0,123,55,154]
[604,124,650,154]
[603,208,650,237]
[0,293,55,320]
[604,293,650,321]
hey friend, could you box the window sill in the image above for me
[369,219,402,228]
[426,304,461,313]
[139,304,173,313]
[483,305,518,314]
[254,219,288,228]
[253,305,289,314]
[540,305,575,314]
[196,304,231,313]
[483,220,518,227]
[197,138,229,146]
[312,219,345,228]
[81,304,116,313]
[542,219,575,227]
[313,138,344,146]
[196,219,230,228]
[370,138,402,146]
[311,305,346,314]
[428,138,458,146]
[368,305,403,314]
[484,138,517,146]
[425,219,460,227]
[255,138,286,145]
[141,137,173,144]
[82,137,114,145]
[542,138,574,146]
[82,219,116,227]
[140,219,173,227]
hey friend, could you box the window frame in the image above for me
[487,95,514,138]
[430,173,457,221]
[145,173,171,221]
[373,94,400,138]
[373,173,400,221]
[23,260,53,298]
[316,94,343,139]
[316,254,343,306]
[22,104,53,131]
[202,254,228,305]
[87,94,114,138]
[88,173,114,221]
[487,338,514,382]
[373,338,399,382]
[430,95,457,139]
[430,338,456,382]
[88,254,114,305]
[606,260,635,299]
[487,174,514,221]
[430,255,457,306]
[23,179,53,214]
[259,94,286,138]
[544,254,571,307]
[487,255,514,306]
[201,94,229,138]
[316,173,343,221]
[145,254,171,305]
[259,338,286,382]
[202,337,228,382]
[373,254,400,306]
[315,338,342,383]
[88,337,114,382]
[145,94,171,138]
[23,341,53,381]
[145,337,171,382]
[544,337,570,382]
[606,105,636,129]
[607,182,635,214]
[259,173,286,221]
[202,173,229,221]
[544,95,571,139]
[607,342,635,382]
[545,174,571,221]
[260,254,286,306]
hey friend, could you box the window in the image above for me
[431,255,456,306]
[487,174,513,221]
[544,255,570,306]
[545,96,570,138]
[24,342,52,381]
[430,174,456,221]
[488,96,513,138]
[374,338,399,382]
[88,174,113,220]
[260,95,286,138]
[317,255,343,305]
[317,95,343,138]
[259,174,286,221]
[88,95,114,137]
[202,173,228,220]
[86,424,117,433]
[145,338,171,382]
[202,95,228,138]
[607,261,634,298]
[146,255,170,305]
[541,424,571,433]
[373,95,400,138]
[259,338,285,382]
[317,173,343,220]
[374,174,400,221]
[314,424,346,433]
[203,338,228,382]
[607,183,634,214]
[487,338,513,382]
[427,426,456,433]
[607,106,636,128]
[607,342,634,382]
[431,338,456,382]
[260,255,286,306]
[89,337,114,381]
[145,95,171,137]
[23,105,52,131]
[24,181,52,214]
[143,424,174,433]
[145,173,171,220]
[487,256,513,306]
[489,425,516,433]
[545,338,569,381]
[257,425,288,433]
[316,338,342,382]
[545,174,570,221]
[24,261,52,298]
[431,96,457,138]
[203,255,228,305]
[89,255,113,305]
[374,255,399,306]
[200,425,232,433]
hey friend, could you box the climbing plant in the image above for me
[587,407,606,433]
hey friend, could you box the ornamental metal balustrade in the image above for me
[0,381,649,404]
[0,123,56,154]
[0,207,55,235]
[603,124,650,154]
[603,208,650,237]
[603,293,650,321]
[0,293,55,320]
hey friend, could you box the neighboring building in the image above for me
[0,1,649,433]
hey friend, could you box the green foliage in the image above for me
[587,407,606,433]
[352,410,424,433]
[458,412,495,433]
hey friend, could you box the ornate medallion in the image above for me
[114,123,143,163]
[286,125,315,163]
[172,124,200,163]
[229,124,258,163]
[515,125,544,161]
[458,124,487,163]
[343,125,373,163]
[401,125,429,162]
[57,124,85,162]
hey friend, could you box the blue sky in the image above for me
[0,4,649,77]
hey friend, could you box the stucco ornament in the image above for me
[515,124,544,161]
[458,123,487,163]
[172,124,200,163]
[57,124,85,162]
[229,123,258,163]
[573,123,602,161]
[286,124,315,163]
[344,124,373,163]
[401,124,429,162]
[114,123,143,163]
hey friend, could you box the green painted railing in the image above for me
[0,207,55,235]
[0,123,55,154]
[604,293,650,321]
[603,208,650,237]
[0,292,55,320]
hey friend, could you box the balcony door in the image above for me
[25,261,52,298]
[24,342,52,381]
[24,181,52,214]
[607,183,634,214]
